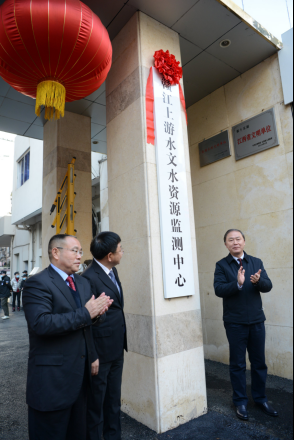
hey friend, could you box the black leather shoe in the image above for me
[256,402,278,417]
[236,405,249,421]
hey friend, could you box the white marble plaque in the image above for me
[153,67,195,299]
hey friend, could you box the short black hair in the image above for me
[48,234,75,260]
[90,232,121,260]
[14,272,19,275]
[224,229,245,243]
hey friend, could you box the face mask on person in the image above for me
[15,276,19,280]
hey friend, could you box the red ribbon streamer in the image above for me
[146,67,155,145]
[146,68,188,146]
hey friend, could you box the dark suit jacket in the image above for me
[82,260,128,364]
[214,252,273,324]
[23,265,98,412]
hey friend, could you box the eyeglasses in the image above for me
[56,247,84,256]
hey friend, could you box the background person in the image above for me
[11,271,22,312]
[23,234,113,440]
[83,232,127,440]
[214,229,278,422]
[20,271,28,309]
[0,270,12,320]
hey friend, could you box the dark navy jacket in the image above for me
[82,260,128,364]
[23,266,98,412]
[214,253,273,324]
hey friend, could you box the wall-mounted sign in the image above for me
[153,67,196,299]
[232,108,279,161]
[199,131,231,167]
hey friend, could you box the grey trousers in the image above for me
[1,297,9,316]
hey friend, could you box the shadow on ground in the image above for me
[0,309,292,440]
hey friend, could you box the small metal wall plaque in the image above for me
[199,131,231,167]
[232,108,279,161]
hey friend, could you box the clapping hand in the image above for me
[250,269,262,285]
[237,266,245,287]
[85,293,113,319]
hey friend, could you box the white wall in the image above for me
[11,136,43,225]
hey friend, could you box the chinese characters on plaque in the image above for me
[232,108,279,160]
[152,67,195,299]
[199,131,231,167]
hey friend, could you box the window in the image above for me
[18,150,30,187]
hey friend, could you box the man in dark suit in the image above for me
[82,231,127,440]
[214,229,278,422]
[23,234,113,440]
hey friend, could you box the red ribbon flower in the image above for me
[154,50,183,85]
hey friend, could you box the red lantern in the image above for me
[0,0,112,120]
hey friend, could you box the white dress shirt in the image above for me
[95,259,121,295]
[233,253,244,290]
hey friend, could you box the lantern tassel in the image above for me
[35,80,66,120]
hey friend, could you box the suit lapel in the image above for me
[48,266,77,310]
[93,260,122,305]
[113,267,124,307]
[75,275,86,306]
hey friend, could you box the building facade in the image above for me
[0,0,292,434]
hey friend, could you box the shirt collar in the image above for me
[232,253,245,263]
[50,264,74,281]
[94,259,111,275]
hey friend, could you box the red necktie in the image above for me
[238,259,243,267]
[66,276,76,291]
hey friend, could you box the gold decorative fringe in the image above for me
[35,80,66,120]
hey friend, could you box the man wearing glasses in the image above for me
[82,232,127,440]
[23,234,113,440]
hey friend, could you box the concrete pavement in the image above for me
[0,308,292,440]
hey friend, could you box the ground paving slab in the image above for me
[0,309,292,440]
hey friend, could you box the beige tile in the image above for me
[106,14,139,97]
[125,313,155,358]
[43,119,58,159]
[238,209,293,270]
[204,318,230,365]
[265,324,293,379]
[262,268,293,328]
[156,310,203,358]
[74,211,92,262]
[234,154,292,219]
[139,12,181,71]
[286,152,293,201]
[107,98,145,182]
[57,112,91,153]
[108,163,149,242]
[106,67,141,124]
[193,172,239,228]
[195,222,232,273]
[224,54,283,126]
[158,347,207,432]
[187,87,229,146]
[278,103,293,154]
[118,236,153,317]
[199,272,223,321]
[121,351,158,431]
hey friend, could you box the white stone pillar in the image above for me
[106,12,207,433]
